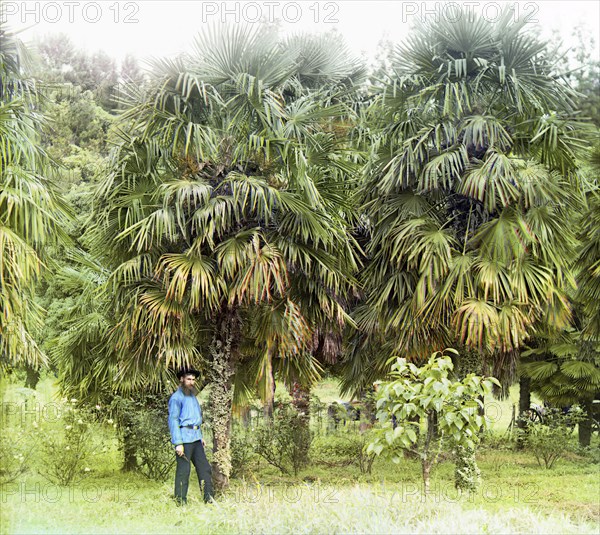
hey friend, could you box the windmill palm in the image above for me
[353,8,590,391]
[519,138,600,446]
[48,248,181,470]
[88,26,362,489]
[0,25,69,371]
[576,145,600,339]
[521,327,600,445]
[575,176,600,445]
[510,130,600,446]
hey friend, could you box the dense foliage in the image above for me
[368,350,499,490]
[0,25,69,371]
[1,8,598,495]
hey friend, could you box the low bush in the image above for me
[311,434,357,468]
[110,393,174,481]
[128,407,174,481]
[231,426,258,478]
[521,407,583,469]
[574,444,600,464]
[0,430,31,485]
[38,401,96,485]
[255,403,312,476]
[311,431,376,474]
[479,431,516,451]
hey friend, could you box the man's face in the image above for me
[180,374,196,390]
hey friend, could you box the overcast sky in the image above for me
[4,1,600,64]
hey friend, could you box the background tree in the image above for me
[0,24,69,373]
[21,34,117,388]
[350,9,589,401]
[368,350,499,492]
[521,331,600,446]
[519,24,600,446]
[34,34,126,112]
[556,25,600,128]
[80,25,363,491]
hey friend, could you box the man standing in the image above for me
[168,368,214,505]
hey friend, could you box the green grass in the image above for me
[1,377,598,534]
[2,456,598,535]
[2,438,598,534]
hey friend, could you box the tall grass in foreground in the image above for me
[2,482,597,535]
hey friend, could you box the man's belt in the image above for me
[179,424,200,429]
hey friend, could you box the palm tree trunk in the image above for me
[578,398,593,447]
[120,416,138,472]
[263,345,276,421]
[361,386,376,424]
[518,376,531,420]
[290,381,310,419]
[240,406,251,428]
[517,376,531,449]
[209,307,240,492]
[289,380,311,465]
[24,364,40,390]
[122,436,137,471]
[517,377,531,449]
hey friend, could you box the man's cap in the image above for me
[177,368,201,379]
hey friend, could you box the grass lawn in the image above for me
[1,377,598,534]
[1,448,598,534]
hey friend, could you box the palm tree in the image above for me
[576,151,600,339]
[519,142,600,447]
[88,25,362,490]
[48,248,180,470]
[575,196,600,444]
[521,330,600,445]
[0,25,69,372]
[352,8,590,392]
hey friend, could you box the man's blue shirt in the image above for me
[168,387,203,445]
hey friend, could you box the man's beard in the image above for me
[182,385,199,396]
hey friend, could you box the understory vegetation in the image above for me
[1,4,600,533]
[1,377,598,534]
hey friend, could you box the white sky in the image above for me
[4,1,600,64]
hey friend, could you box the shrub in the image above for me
[480,431,516,451]
[110,393,174,481]
[255,403,312,476]
[231,426,257,478]
[0,431,31,485]
[38,402,96,486]
[575,445,600,464]
[311,434,358,468]
[521,407,583,469]
[129,407,174,481]
[311,431,376,474]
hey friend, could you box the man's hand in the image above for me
[201,438,205,447]
[175,445,184,457]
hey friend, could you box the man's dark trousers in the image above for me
[174,440,214,503]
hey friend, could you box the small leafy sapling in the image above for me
[367,349,500,493]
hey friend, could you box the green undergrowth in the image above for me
[1,447,598,534]
[1,378,597,534]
